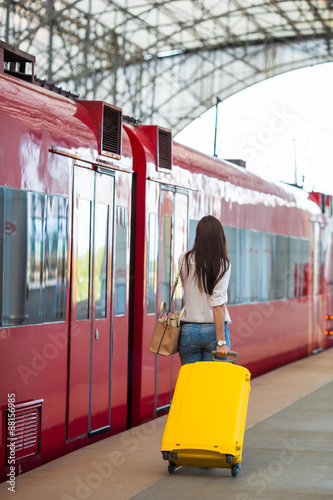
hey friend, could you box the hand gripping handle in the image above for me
[211,350,238,363]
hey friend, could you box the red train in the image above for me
[1,41,332,482]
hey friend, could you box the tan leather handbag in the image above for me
[150,255,185,356]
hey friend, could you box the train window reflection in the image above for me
[147,213,158,314]
[162,216,172,310]
[76,199,91,320]
[225,226,309,305]
[174,216,185,311]
[189,220,198,250]
[26,192,44,323]
[223,226,238,304]
[95,203,109,319]
[115,206,127,316]
[1,188,68,326]
[44,196,68,322]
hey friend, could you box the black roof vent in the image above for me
[102,104,122,157]
[0,40,35,83]
[158,128,172,170]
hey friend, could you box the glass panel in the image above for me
[300,239,309,297]
[1,188,69,326]
[240,229,251,303]
[161,216,172,310]
[25,192,44,324]
[287,237,310,299]
[174,215,185,311]
[95,202,108,319]
[189,219,198,250]
[251,231,261,302]
[272,234,288,300]
[77,198,91,320]
[259,233,272,302]
[147,213,158,314]
[174,193,187,311]
[223,226,238,304]
[44,196,68,322]
[114,206,127,316]
[2,189,29,326]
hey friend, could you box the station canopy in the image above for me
[1,1,333,132]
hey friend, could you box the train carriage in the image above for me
[124,123,333,426]
[0,42,133,479]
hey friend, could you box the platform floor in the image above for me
[1,348,333,500]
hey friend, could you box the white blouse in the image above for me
[179,252,231,324]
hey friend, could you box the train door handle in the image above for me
[95,329,99,340]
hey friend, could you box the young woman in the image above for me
[178,215,231,364]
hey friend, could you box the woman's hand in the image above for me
[216,344,229,358]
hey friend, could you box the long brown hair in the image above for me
[184,215,230,295]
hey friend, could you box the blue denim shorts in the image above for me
[178,322,231,365]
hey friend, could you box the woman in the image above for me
[178,215,231,365]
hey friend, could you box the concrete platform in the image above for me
[1,348,333,500]
[132,381,333,499]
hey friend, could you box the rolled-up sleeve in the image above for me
[211,264,231,307]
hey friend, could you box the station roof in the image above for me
[1,1,333,132]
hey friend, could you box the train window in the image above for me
[76,199,91,320]
[95,203,109,319]
[239,229,252,303]
[174,216,185,310]
[189,220,198,250]
[1,188,68,327]
[224,227,310,305]
[147,213,158,314]
[26,192,44,324]
[223,226,239,304]
[259,233,273,302]
[114,206,127,316]
[271,234,288,300]
[300,239,310,296]
[318,231,324,295]
[174,193,187,311]
[43,196,68,322]
[288,237,309,298]
[161,216,172,310]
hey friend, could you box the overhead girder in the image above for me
[0,0,333,134]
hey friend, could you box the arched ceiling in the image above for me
[1,1,333,133]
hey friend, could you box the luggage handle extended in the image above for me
[211,350,238,363]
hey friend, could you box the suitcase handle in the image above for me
[211,350,238,363]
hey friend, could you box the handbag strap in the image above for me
[169,252,186,304]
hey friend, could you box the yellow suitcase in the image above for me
[161,352,251,476]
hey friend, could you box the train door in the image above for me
[68,165,114,439]
[154,186,188,414]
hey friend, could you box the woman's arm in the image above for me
[213,303,229,358]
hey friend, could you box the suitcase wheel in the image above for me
[168,461,177,474]
[231,465,240,477]
[162,451,170,461]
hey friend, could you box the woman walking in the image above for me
[178,215,231,365]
